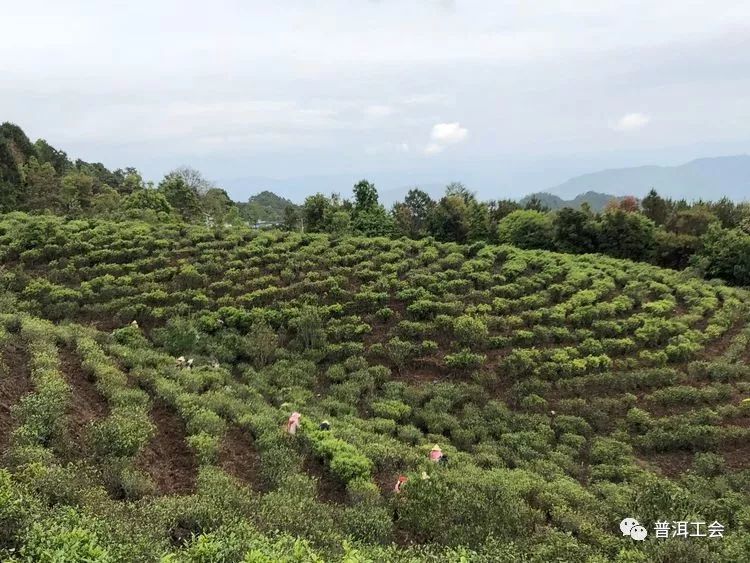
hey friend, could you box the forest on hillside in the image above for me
[1,123,750,561]
[2,121,750,287]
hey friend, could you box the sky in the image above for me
[2,0,750,201]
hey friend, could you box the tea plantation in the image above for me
[1,212,749,562]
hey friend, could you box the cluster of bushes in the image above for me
[9,317,70,453]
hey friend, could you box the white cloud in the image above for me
[430,122,468,144]
[424,122,468,154]
[612,113,651,132]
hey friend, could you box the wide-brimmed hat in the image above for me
[431,444,441,451]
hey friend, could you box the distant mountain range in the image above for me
[227,155,750,217]
[520,191,622,212]
[547,155,750,201]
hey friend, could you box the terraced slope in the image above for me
[0,213,749,561]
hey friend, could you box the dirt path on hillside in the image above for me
[59,345,110,455]
[137,401,197,495]
[219,425,266,492]
[303,454,348,505]
[0,339,32,454]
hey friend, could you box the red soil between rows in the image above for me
[137,401,198,495]
[0,339,32,454]
[58,345,110,455]
[219,425,266,492]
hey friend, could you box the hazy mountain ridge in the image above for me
[520,191,622,212]
[549,155,750,201]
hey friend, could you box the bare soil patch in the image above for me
[0,339,32,454]
[703,320,747,359]
[59,345,109,454]
[641,450,694,478]
[303,454,348,505]
[137,401,197,495]
[219,425,265,492]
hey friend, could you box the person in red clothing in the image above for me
[393,475,408,493]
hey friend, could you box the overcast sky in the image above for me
[3,1,750,200]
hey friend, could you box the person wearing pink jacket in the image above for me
[429,444,443,462]
[286,412,301,435]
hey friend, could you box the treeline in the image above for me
[2,121,749,286]
[287,183,750,286]
[0,122,240,226]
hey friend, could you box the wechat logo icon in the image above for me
[620,518,648,541]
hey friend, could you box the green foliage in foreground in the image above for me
[0,215,749,561]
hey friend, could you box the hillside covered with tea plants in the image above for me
[1,212,750,562]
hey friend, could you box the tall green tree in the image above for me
[597,209,656,261]
[353,179,378,212]
[553,207,598,253]
[34,139,71,174]
[60,171,96,214]
[393,188,435,239]
[497,209,555,250]
[641,189,670,225]
[302,193,334,232]
[202,188,239,226]
[158,173,202,220]
[22,157,60,212]
[429,194,471,243]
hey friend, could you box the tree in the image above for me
[497,210,555,250]
[34,139,71,174]
[353,179,378,212]
[597,209,656,261]
[119,170,146,195]
[170,166,214,195]
[302,193,334,232]
[352,205,392,237]
[641,189,669,225]
[697,224,750,285]
[22,157,60,212]
[429,194,471,243]
[158,173,202,220]
[0,126,30,211]
[60,171,96,214]
[652,230,700,270]
[283,206,301,231]
[444,181,474,203]
[123,189,172,214]
[90,187,121,217]
[329,210,352,236]
[467,200,491,242]
[524,195,549,212]
[666,207,718,237]
[393,188,435,238]
[553,208,598,253]
[709,197,741,229]
[202,188,239,226]
[606,195,640,213]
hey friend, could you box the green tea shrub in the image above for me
[444,349,485,371]
[90,408,155,458]
[371,399,412,421]
[188,432,222,465]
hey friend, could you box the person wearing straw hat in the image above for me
[429,444,443,462]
